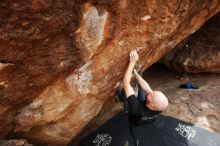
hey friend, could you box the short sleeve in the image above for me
[127,95,142,116]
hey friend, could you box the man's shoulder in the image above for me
[127,94,139,103]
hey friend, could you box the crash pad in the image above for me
[81,112,136,146]
[80,111,220,146]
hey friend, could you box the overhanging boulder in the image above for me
[162,12,220,73]
[0,0,219,145]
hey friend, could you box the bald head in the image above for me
[146,91,168,111]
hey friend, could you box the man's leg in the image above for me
[137,85,146,102]
[117,88,129,113]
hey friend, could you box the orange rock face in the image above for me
[0,0,219,145]
[162,13,220,73]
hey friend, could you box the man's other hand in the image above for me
[129,50,139,64]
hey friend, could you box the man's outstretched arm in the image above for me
[133,69,153,93]
[123,50,139,98]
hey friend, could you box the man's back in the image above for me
[127,94,161,126]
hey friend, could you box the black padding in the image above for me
[154,115,220,146]
[81,112,136,146]
[80,111,220,146]
[131,123,166,146]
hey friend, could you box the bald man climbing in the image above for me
[118,50,168,126]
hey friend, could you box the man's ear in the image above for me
[147,101,156,111]
[149,102,155,109]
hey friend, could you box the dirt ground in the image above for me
[70,63,220,146]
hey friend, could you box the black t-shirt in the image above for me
[127,94,161,126]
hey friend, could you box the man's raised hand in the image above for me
[129,49,139,64]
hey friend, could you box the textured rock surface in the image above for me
[0,0,219,145]
[162,13,220,73]
[0,139,33,146]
